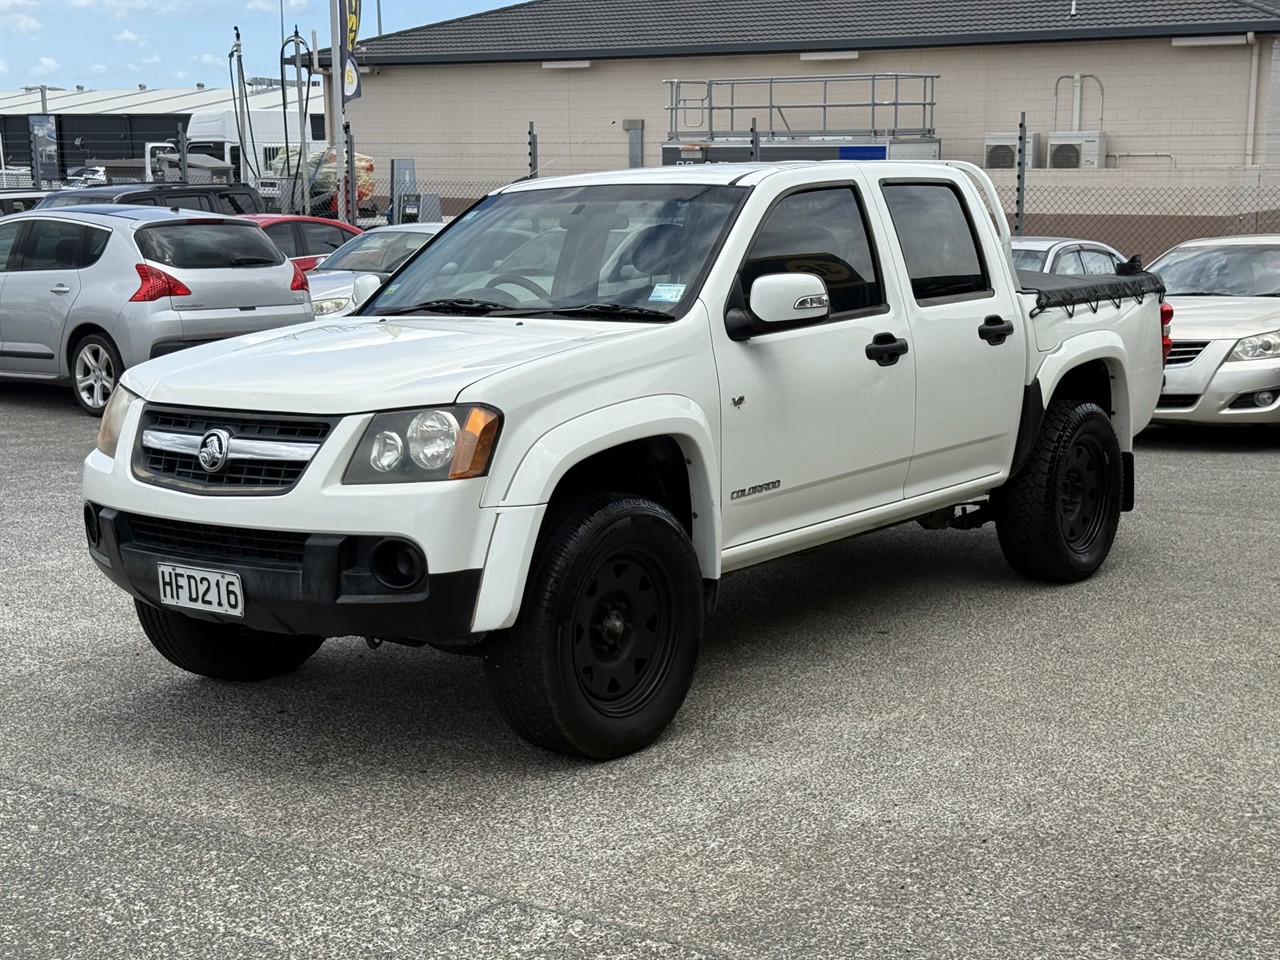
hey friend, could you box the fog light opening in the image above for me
[83,503,102,549]
[1254,390,1275,408]
[369,538,426,591]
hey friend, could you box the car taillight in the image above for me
[1160,301,1174,365]
[290,260,309,292]
[130,264,192,302]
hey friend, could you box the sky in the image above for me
[0,0,516,93]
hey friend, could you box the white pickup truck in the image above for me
[83,161,1170,758]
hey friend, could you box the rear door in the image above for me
[297,221,356,271]
[0,217,86,375]
[873,178,1025,498]
[135,220,310,343]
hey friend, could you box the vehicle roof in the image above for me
[497,160,972,192]
[46,182,257,197]
[1009,236,1115,250]
[364,221,447,233]
[1167,234,1280,248]
[2,204,247,225]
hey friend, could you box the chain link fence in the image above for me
[996,181,1280,263]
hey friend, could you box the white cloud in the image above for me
[171,69,189,79]
[142,54,161,64]
[2,11,40,31]
[29,56,59,77]
[113,28,147,46]
[245,0,272,10]
[196,53,223,66]
[126,63,140,73]
[0,59,8,75]
[90,64,109,74]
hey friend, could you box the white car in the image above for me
[1150,235,1280,425]
[308,221,446,317]
[1010,236,1125,275]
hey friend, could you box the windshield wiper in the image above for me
[376,298,512,316]
[539,302,673,322]
[229,256,278,266]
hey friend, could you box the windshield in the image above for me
[1150,243,1280,297]
[363,182,747,320]
[317,228,439,274]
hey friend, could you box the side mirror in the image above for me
[725,272,830,341]
[352,273,382,308]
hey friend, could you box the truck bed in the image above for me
[1017,269,1165,318]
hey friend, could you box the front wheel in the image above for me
[135,600,325,681]
[994,399,1123,583]
[483,495,703,759]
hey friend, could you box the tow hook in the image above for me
[364,636,383,650]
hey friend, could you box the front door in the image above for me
[712,183,916,551]
[0,218,84,376]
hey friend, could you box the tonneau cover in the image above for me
[1017,269,1165,317]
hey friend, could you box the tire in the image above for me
[994,398,1123,583]
[135,600,325,681]
[71,333,123,416]
[483,494,703,759]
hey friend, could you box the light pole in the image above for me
[22,84,64,114]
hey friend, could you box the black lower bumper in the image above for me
[84,504,483,644]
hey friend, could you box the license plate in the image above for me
[157,563,244,617]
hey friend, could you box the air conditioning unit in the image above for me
[1046,131,1106,170]
[983,132,1039,170]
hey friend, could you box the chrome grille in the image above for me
[1166,340,1210,367]
[133,405,338,494]
[122,513,307,566]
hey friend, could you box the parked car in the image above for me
[1149,235,1280,426]
[239,214,362,272]
[82,160,1167,758]
[1010,236,1125,274]
[0,205,313,414]
[35,182,265,215]
[307,221,446,316]
[0,188,50,217]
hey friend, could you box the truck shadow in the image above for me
[113,522,1018,774]
[1137,422,1279,451]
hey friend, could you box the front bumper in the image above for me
[1154,345,1280,425]
[84,503,483,643]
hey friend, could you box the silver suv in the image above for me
[0,205,314,414]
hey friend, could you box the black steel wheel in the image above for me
[135,600,325,681]
[484,494,703,759]
[994,398,1123,582]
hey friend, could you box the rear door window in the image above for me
[1080,249,1118,274]
[82,226,111,267]
[135,222,285,268]
[1053,250,1086,275]
[299,221,352,256]
[882,182,991,303]
[222,191,262,214]
[264,222,298,257]
[15,219,85,270]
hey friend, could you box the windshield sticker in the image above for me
[649,283,686,303]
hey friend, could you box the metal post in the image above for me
[327,0,348,222]
[623,119,644,168]
[178,124,189,183]
[295,36,309,215]
[1014,111,1027,237]
[750,117,759,161]
[345,122,358,223]
[528,121,538,178]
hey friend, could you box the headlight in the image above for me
[1229,329,1280,361]
[343,406,501,484]
[95,385,139,458]
[313,297,352,316]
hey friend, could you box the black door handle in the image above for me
[865,332,909,366]
[979,315,1014,345]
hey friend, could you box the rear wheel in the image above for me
[484,495,703,759]
[994,399,1123,582]
[135,600,324,681]
[71,333,123,416]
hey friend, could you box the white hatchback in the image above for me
[1150,235,1280,426]
[0,205,314,414]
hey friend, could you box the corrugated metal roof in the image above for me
[339,0,1280,64]
[0,84,321,116]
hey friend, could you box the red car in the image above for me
[241,214,363,272]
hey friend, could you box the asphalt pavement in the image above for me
[1,380,1277,959]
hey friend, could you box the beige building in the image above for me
[330,0,1280,257]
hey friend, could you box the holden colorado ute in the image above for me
[82,161,1170,758]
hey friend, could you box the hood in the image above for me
[121,316,642,413]
[307,269,378,297]
[1165,296,1280,341]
